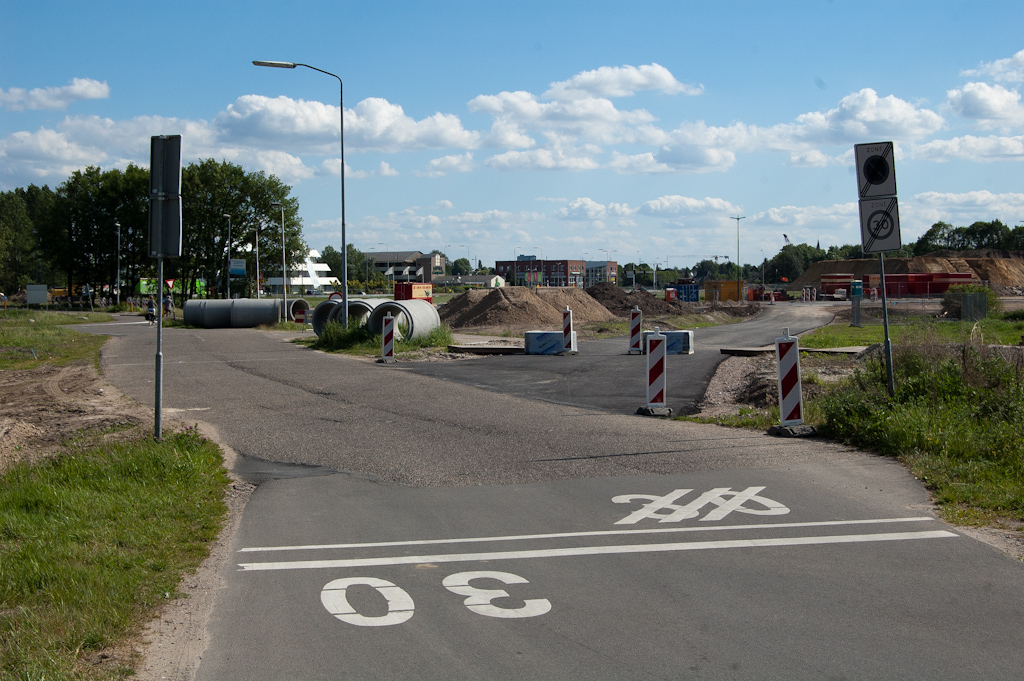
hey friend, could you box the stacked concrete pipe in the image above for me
[183,299,281,328]
[313,298,383,336]
[367,299,441,340]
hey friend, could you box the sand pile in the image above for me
[440,286,615,329]
[793,254,1024,290]
[585,282,698,317]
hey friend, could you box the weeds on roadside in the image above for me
[818,341,1024,523]
[310,320,455,355]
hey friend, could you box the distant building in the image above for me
[494,256,617,287]
[434,274,505,289]
[364,251,442,284]
[265,249,339,294]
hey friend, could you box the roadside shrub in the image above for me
[1003,308,1024,322]
[941,284,1002,318]
[816,343,1024,518]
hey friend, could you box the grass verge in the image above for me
[685,315,1024,529]
[1,310,232,679]
[0,311,112,371]
[0,427,230,679]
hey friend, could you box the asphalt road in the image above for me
[76,306,1024,679]
[399,303,836,415]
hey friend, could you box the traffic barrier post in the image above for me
[637,326,669,416]
[628,306,642,354]
[380,312,396,363]
[775,327,803,426]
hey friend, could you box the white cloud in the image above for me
[557,197,609,220]
[345,97,480,151]
[947,82,1024,128]
[913,135,1024,162]
[789,149,844,167]
[484,148,599,171]
[339,160,399,179]
[752,203,857,228]
[909,190,1024,220]
[216,94,480,153]
[0,127,106,180]
[417,152,474,177]
[543,63,703,100]
[962,49,1024,84]
[0,78,110,111]
[435,199,454,210]
[638,195,741,217]
[469,89,660,146]
[785,88,944,144]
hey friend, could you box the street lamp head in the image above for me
[270,202,283,209]
[223,213,230,219]
[253,60,297,69]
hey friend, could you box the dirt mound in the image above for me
[585,282,699,317]
[440,286,615,329]
[792,255,1024,290]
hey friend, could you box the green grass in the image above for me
[0,427,230,680]
[0,311,112,370]
[799,315,1024,348]
[815,345,1024,525]
[688,313,1024,528]
[301,320,455,355]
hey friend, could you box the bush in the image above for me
[941,284,1002,318]
[816,344,1024,520]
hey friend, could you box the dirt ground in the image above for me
[0,363,149,473]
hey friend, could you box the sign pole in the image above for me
[878,253,895,397]
[154,256,164,440]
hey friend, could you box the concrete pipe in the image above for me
[183,299,281,328]
[230,299,281,328]
[312,300,340,336]
[288,298,310,322]
[182,299,231,328]
[367,299,441,340]
[320,298,383,334]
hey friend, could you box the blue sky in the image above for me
[2,0,1023,270]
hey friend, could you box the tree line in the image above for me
[0,160,306,303]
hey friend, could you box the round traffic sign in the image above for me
[863,155,890,185]
[866,209,895,240]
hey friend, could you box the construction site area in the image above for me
[437,252,1024,333]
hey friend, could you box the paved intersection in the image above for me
[77,306,1024,679]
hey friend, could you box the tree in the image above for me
[964,220,1010,250]
[451,257,471,276]
[0,191,35,293]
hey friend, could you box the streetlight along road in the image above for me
[253,60,348,326]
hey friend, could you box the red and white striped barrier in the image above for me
[381,312,396,363]
[775,327,803,426]
[628,306,642,354]
[646,327,667,408]
[562,306,573,352]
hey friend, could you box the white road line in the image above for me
[237,530,957,571]
[238,516,938,553]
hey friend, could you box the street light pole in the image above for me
[378,242,389,293]
[254,59,347,325]
[732,214,745,300]
[254,221,261,299]
[223,213,231,299]
[115,221,121,306]
[271,202,287,320]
